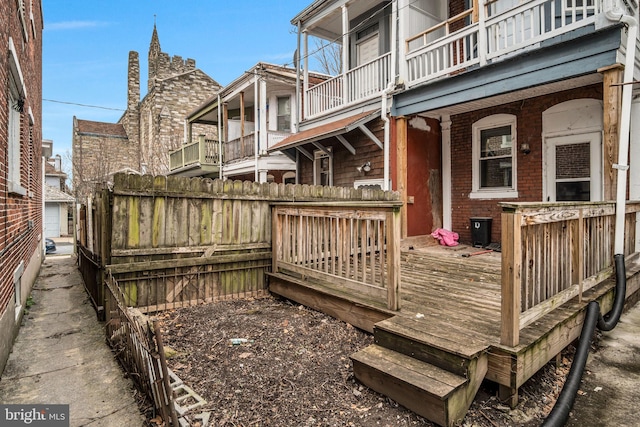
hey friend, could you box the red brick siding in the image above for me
[450,84,603,244]
[0,0,43,312]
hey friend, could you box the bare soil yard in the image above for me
[158,296,572,427]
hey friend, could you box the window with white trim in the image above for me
[8,73,26,195]
[471,114,518,199]
[313,149,332,186]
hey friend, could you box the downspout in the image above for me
[381,0,399,192]
[295,21,301,133]
[600,1,636,331]
[543,4,637,425]
[381,82,394,191]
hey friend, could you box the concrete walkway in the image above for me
[0,255,146,427]
[566,302,640,427]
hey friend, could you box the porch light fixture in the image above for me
[357,161,372,174]
[520,143,530,155]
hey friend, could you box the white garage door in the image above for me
[45,203,60,238]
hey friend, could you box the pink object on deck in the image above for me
[431,228,459,247]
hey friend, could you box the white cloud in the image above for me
[45,21,109,31]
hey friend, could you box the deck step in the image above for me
[374,315,489,377]
[352,344,481,427]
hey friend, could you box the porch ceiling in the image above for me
[293,0,388,41]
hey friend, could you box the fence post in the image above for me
[571,209,585,302]
[386,207,401,310]
[501,208,522,347]
[272,207,280,274]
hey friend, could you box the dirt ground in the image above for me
[158,296,574,427]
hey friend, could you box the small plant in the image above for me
[26,295,35,308]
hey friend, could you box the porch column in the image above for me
[600,64,623,201]
[396,116,408,238]
[303,30,309,121]
[259,77,268,154]
[342,5,349,104]
[631,97,640,252]
[441,116,452,231]
[240,91,245,158]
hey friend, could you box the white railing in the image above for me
[346,52,392,103]
[305,53,391,118]
[406,0,603,87]
[306,75,343,118]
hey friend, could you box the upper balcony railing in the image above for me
[305,52,391,118]
[406,0,602,87]
[169,137,220,171]
[225,130,292,162]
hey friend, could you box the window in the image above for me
[8,37,27,196]
[471,114,518,199]
[277,96,291,132]
[313,149,332,186]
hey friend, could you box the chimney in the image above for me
[128,51,140,111]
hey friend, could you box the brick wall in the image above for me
[1,0,44,371]
[450,84,603,244]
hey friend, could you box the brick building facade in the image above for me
[1,0,44,373]
[73,25,220,201]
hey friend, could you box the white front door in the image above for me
[544,132,602,202]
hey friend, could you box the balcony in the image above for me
[405,0,602,88]
[305,52,392,118]
[168,136,221,176]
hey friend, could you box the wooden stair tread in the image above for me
[351,344,466,400]
[376,315,489,359]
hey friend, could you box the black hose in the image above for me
[597,254,626,331]
[541,301,599,427]
[541,254,627,426]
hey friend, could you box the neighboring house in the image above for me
[271,0,640,242]
[169,63,325,183]
[73,25,221,201]
[43,148,75,238]
[1,0,44,372]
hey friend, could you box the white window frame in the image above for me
[354,178,384,189]
[14,261,25,322]
[8,37,28,196]
[313,149,332,186]
[470,114,518,199]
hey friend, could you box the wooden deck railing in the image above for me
[500,201,640,346]
[272,202,402,310]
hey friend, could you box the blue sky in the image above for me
[43,1,307,164]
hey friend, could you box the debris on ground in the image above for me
[158,296,574,426]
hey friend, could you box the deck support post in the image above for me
[499,385,519,409]
[396,116,408,239]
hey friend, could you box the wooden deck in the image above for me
[269,241,640,426]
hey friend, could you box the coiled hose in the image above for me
[541,254,626,426]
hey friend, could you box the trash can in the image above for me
[470,217,492,248]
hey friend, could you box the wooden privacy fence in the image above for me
[77,173,401,314]
[272,202,402,310]
[500,201,640,346]
[105,271,179,426]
